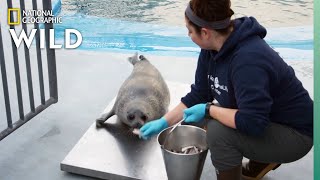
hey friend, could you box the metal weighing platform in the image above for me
[60,81,193,180]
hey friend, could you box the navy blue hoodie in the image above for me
[181,17,313,138]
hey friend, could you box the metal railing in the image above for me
[0,0,58,140]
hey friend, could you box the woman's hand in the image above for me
[140,117,169,139]
[183,103,206,123]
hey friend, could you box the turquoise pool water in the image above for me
[61,0,313,27]
[53,0,313,61]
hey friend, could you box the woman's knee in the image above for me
[206,120,243,170]
[206,120,236,147]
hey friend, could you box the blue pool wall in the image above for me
[52,0,313,61]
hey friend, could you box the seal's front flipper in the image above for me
[96,109,115,128]
[128,52,139,65]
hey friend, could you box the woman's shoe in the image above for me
[242,160,281,180]
[216,165,241,180]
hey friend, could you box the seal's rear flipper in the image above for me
[96,109,115,128]
[139,55,147,61]
[128,52,139,65]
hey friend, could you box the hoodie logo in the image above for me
[208,75,228,95]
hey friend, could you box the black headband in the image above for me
[185,3,231,30]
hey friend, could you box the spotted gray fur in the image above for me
[96,53,170,129]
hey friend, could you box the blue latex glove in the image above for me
[140,117,169,140]
[183,103,206,123]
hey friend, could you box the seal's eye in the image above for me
[141,115,147,121]
[128,114,135,120]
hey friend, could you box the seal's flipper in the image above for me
[128,52,139,65]
[139,55,147,61]
[96,109,115,128]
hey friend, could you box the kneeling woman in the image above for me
[139,0,313,179]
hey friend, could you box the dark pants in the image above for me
[205,120,313,171]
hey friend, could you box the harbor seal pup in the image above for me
[96,53,170,131]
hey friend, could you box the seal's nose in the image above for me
[135,123,143,129]
[127,109,149,128]
[127,114,135,121]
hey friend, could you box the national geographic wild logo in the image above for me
[7,8,82,49]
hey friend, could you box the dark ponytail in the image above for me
[186,0,234,34]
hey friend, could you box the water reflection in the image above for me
[62,0,312,27]
[62,0,179,24]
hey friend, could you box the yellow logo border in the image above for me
[8,8,20,25]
